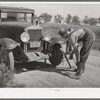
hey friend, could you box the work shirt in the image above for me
[69,29,85,47]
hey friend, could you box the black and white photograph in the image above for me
[0,2,100,91]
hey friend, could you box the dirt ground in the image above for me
[12,50,100,88]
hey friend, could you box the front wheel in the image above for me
[49,44,63,66]
[7,51,14,71]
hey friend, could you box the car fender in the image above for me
[0,38,18,50]
[48,37,66,52]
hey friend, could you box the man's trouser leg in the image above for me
[77,40,94,74]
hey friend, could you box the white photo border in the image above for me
[0,1,100,99]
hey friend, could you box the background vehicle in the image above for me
[0,6,66,71]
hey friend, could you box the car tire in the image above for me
[7,51,14,71]
[49,44,63,66]
[0,47,14,71]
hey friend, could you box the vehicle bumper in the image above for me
[26,52,49,62]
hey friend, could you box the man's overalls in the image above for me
[72,28,95,73]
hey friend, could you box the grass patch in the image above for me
[0,63,25,88]
[0,63,13,87]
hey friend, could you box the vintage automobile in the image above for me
[0,6,66,71]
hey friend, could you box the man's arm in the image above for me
[69,35,79,65]
[69,46,79,65]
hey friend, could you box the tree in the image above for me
[39,13,52,23]
[72,15,80,25]
[82,16,98,26]
[88,17,98,26]
[83,16,89,24]
[54,14,63,23]
[65,14,72,24]
[98,18,100,23]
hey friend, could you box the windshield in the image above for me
[1,12,32,23]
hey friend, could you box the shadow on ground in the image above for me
[15,61,75,77]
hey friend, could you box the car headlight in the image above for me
[44,33,51,41]
[20,32,30,42]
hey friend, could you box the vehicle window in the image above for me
[26,14,31,23]
[1,13,7,21]
[1,13,7,18]
[1,12,32,23]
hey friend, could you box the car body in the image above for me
[0,6,66,71]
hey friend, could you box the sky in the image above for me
[0,2,100,19]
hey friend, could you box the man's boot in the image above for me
[67,69,83,79]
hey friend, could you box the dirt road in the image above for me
[13,50,100,87]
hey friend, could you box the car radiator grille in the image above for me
[25,29,43,52]
[28,29,42,41]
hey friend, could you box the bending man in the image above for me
[68,28,95,79]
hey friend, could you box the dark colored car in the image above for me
[0,6,66,71]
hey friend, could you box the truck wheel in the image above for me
[0,47,14,71]
[49,44,63,66]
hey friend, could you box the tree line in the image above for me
[36,13,100,26]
